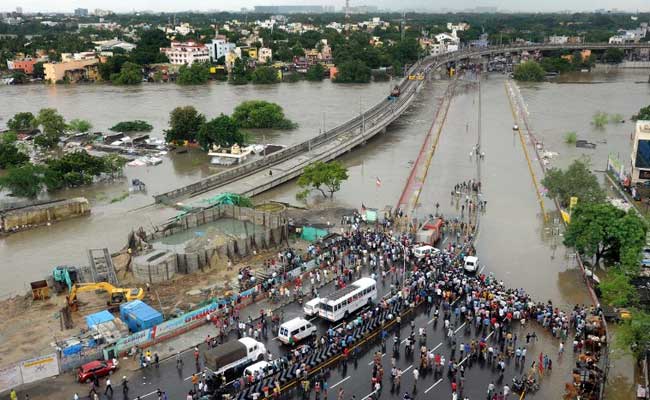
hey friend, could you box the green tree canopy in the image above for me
[251,66,279,84]
[68,118,92,133]
[164,106,206,143]
[513,61,545,82]
[110,61,142,85]
[604,48,625,64]
[109,120,153,133]
[541,159,605,208]
[131,29,169,65]
[0,132,29,169]
[305,64,325,81]
[197,114,246,151]
[616,309,650,358]
[232,100,296,130]
[43,151,114,190]
[634,105,650,121]
[177,63,210,85]
[34,108,67,149]
[334,60,372,83]
[564,202,647,267]
[6,112,36,131]
[0,163,45,198]
[599,268,638,307]
[229,58,250,85]
[297,161,349,199]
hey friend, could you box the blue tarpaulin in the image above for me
[85,310,115,329]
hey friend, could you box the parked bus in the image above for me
[318,277,377,322]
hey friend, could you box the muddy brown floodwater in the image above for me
[0,79,390,297]
[0,68,646,398]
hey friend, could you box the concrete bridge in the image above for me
[153,42,650,206]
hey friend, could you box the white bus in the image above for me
[318,277,377,322]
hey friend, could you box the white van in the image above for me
[303,298,321,316]
[464,256,479,273]
[243,360,274,379]
[414,245,440,259]
[278,317,317,345]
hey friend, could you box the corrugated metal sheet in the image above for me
[85,310,115,329]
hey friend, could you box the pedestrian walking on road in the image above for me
[412,368,419,390]
[104,377,113,396]
[121,376,129,395]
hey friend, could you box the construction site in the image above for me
[0,202,349,370]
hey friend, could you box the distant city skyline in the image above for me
[3,0,650,14]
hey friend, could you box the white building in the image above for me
[447,22,470,31]
[209,37,236,62]
[94,38,137,52]
[160,42,209,66]
[258,47,273,63]
[548,35,568,44]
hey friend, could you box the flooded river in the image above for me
[0,80,389,296]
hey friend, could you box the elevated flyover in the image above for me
[153,42,650,207]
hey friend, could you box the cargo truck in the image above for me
[204,337,266,378]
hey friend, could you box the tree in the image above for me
[334,60,371,83]
[564,202,647,267]
[0,132,29,169]
[33,62,45,79]
[197,114,246,150]
[230,58,250,85]
[68,119,92,133]
[599,268,637,307]
[109,120,153,133]
[164,106,206,143]
[232,100,296,129]
[0,163,44,198]
[251,66,279,84]
[35,108,67,148]
[101,153,127,177]
[541,159,605,208]
[305,64,325,81]
[604,48,624,64]
[43,151,110,189]
[177,63,210,85]
[297,161,349,199]
[110,62,142,85]
[513,61,545,82]
[616,309,650,358]
[6,112,36,131]
[131,29,169,65]
[11,70,27,84]
[633,105,650,121]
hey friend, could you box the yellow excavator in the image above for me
[67,282,145,311]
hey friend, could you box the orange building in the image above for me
[8,59,36,74]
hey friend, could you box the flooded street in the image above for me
[0,67,645,397]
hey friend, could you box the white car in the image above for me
[464,256,479,273]
[303,298,321,316]
[413,245,440,259]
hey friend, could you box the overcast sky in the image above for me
[5,0,650,13]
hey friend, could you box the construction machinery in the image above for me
[52,265,80,293]
[67,282,145,312]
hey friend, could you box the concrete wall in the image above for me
[0,197,90,233]
[132,250,177,283]
[135,205,288,283]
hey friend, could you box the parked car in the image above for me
[77,359,118,383]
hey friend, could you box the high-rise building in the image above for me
[15,6,23,14]
[74,8,89,17]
